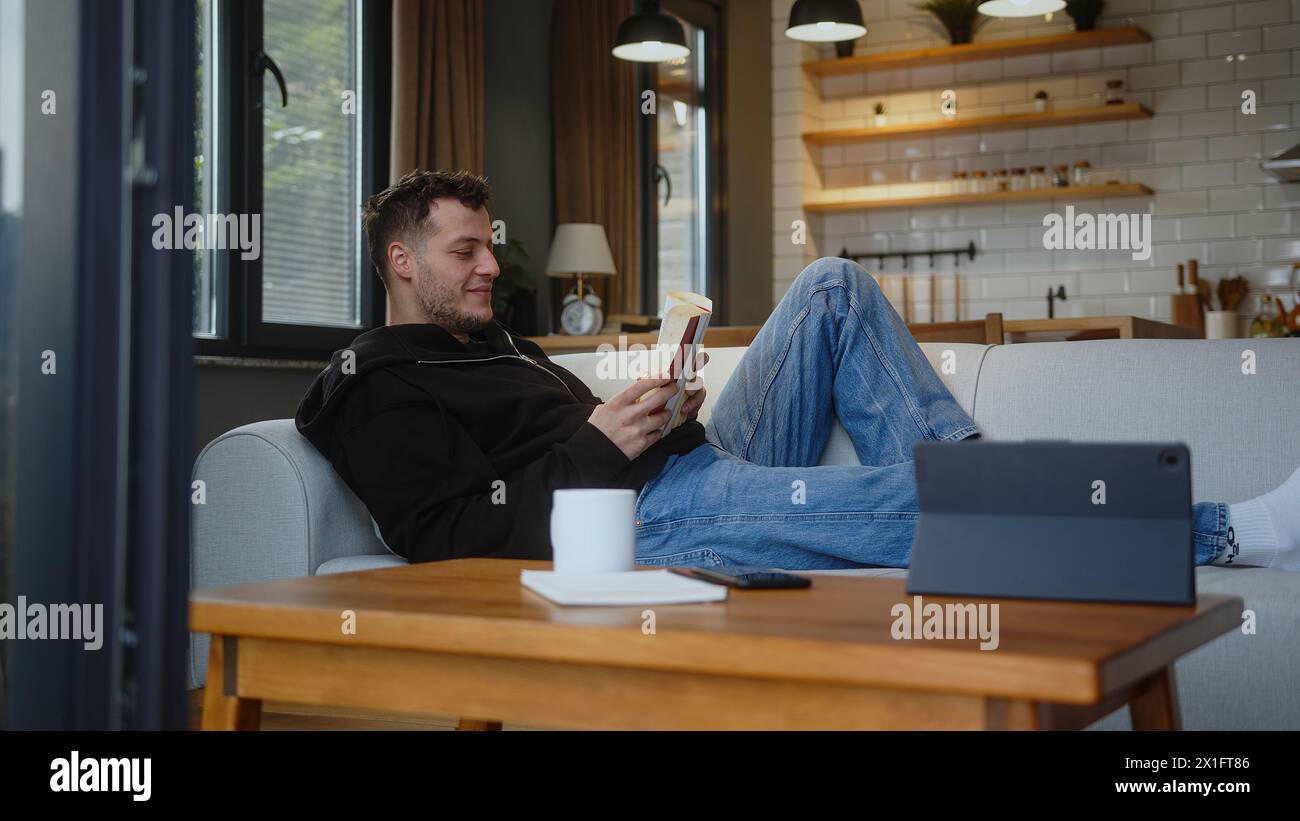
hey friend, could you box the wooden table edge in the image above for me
[197,633,1198,731]
[191,589,1243,708]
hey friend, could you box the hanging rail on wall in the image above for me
[838,240,977,270]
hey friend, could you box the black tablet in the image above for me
[906,440,1195,605]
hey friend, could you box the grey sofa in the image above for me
[191,338,1300,730]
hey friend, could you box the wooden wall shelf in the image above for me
[804,183,1154,212]
[804,103,1151,145]
[804,26,1151,77]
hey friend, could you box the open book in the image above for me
[653,291,712,436]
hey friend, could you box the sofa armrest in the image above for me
[189,419,387,687]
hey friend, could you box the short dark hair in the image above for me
[360,169,492,282]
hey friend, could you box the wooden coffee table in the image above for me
[190,559,1242,731]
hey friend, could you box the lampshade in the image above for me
[786,0,867,42]
[977,0,1065,17]
[612,1,690,63]
[545,224,617,277]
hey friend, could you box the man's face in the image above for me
[410,198,499,334]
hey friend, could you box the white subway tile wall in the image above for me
[769,0,1300,326]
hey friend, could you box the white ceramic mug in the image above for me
[550,489,637,574]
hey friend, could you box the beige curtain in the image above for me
[551,0,641,316]
[390,0,485,179]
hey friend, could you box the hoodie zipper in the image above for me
[417,337,579,400]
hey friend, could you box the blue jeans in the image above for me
[633,257,1228,570]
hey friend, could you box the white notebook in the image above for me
[520,569,728,606]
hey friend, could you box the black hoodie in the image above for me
[295,321,706,563]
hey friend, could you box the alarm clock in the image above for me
[560,288,604,335]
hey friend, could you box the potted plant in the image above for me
[914,0,986,46]
[873,102,886,127]
[1033,89,1049,113]
[1065,0,1106,32]
[491,238,539,334]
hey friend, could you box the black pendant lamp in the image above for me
[612,0,691,63]
[785,0,867,42]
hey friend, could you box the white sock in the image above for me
[1218,464,1300,571]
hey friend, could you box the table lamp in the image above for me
[546,223,617,335]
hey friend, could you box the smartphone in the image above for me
[670,565,812,589]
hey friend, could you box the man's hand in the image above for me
[679,350,709,421]
[587,376,677,461]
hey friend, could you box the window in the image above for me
[261,0,363,328]
[194,0,388,357]
[639,0,724,318]
[194,0,224,337]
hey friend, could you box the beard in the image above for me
[413,258,492,335]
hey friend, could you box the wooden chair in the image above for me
[907,313,1004,345]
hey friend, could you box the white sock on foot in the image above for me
[1220,464,1300,571]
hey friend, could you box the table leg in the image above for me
[1129,666,1182,731]
[201,635,262,731]
[456,718,503,731]
[985,698,1041,730]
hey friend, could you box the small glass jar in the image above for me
[1053,164,1070,186]
[993,168,1009,192]
[1288,262,1300,334]
[952,170,969,195]
[971,170,989,193]
[1010,167,1027,192]
[1072,160,1092,187]
[1030,165,1048,189]
[1249,294,1286,338]
[1105,79,1124,105]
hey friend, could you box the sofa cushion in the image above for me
[972,339,1300,503]
[318,554,409,575]
[549,346,749,426]
[551,342,992,467]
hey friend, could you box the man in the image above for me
[296,170,1300,573]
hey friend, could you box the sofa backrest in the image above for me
[971,338,1300,503]
[550,343,992,468]
[554,338,1300,501]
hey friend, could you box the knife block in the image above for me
[1171,293,1205,336]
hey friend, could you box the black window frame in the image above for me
[637,0,726,322]
[194,0,390,360]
